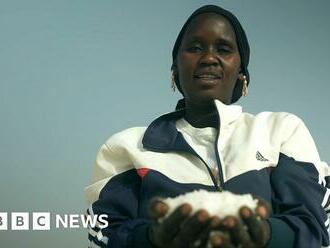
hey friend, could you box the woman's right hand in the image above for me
[148,200,220,248]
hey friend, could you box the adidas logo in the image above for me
[256,151,269,162]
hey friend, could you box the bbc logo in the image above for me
[0,212,50,230]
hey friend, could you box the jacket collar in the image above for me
[214,99,242,127]
[142,99,242,152]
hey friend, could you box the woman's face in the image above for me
[175,13,241,106]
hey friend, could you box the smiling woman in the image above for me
[85,4,330,248]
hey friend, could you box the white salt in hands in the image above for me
[161,190,258,221]
[148,190,270,248]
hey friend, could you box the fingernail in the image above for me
[181,204,192,215]
[158,202,169,212]
[223,216,237,228]
[154,202,168,217]
[197,210,209,222]
[256,206,268,219]
[210,217,221,227]
[240,206,251,218]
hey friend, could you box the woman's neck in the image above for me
[184,101,219,128]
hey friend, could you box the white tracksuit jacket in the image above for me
[85,99,330,248]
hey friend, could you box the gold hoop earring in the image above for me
[239,74,248,97]
[171,70,176,92]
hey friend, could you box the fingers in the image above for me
[149,200,217,248]
[221,215,253,247]
[240,207,263,245]
[189,216,222,248]
[253,195,271,218]
[162,203,192,240]
[150,199,169,219]
[239,206,271,247]
[256,201,269,219]
[152,203,192,245]
[212,205,270,248]
[209,231,235,248]
[173,209,209,246]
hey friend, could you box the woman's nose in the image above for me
[199,49,220,66]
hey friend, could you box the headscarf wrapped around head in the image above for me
[172,5,250,108]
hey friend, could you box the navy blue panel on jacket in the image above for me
[87,170,151,248]
[269,153,329,247]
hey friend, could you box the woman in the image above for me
[85,5,330,248]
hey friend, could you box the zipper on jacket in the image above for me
[214,128,224,190]
[187,115,224,190]
[147,145,221,191]
[180,115,225,191]
[210,112,225,191]
[192,151,222,191]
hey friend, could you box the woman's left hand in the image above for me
[208,200,271,248]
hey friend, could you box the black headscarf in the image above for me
[171,5,250,108]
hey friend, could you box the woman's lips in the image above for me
[193,74,222,85]
[195,75,220,79]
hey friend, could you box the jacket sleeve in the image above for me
[84,133,153,248]
[268,114,330,248]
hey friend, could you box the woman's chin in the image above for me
[189,93,229,106]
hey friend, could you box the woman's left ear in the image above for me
[238,72,248,97]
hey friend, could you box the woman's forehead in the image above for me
[183,13,237,41]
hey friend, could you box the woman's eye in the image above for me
[218,46,231,54]
[187,45,202,52]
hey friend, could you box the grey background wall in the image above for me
[1,0,329,247]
